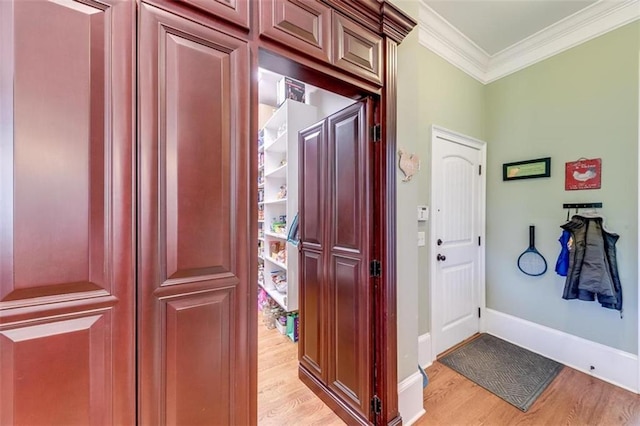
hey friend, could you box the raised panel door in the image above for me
[178,0,249,28]
[326,101,373,420]
[0,0,135,423]
[298,100,374,424]
[298,122,327,380]
[260,0,331,62]
[332,13,382,84]
[138,3,251,424]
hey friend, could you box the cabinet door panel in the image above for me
[332,13,382,84]
[178,0,249,28]
[260,0,331,62]
[298,101,373,423]
[0,0,134,424]
[298,121,327,380]
[326,101,372,418]
[138,3,250,424]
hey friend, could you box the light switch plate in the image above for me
[418,231,426,246]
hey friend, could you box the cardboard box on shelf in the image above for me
[276,77,305,106]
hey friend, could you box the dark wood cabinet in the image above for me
[299,101,375,423]
[259,1,382,84]
[178,0,249,28]
[259,0,332,62]
[138,2,251,424]
[1,0,413,424]
[332,12,383,84]
[0,0,135,424]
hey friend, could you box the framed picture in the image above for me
[503,157,551,181]
[565,158,601,190]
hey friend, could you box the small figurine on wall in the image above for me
[398,149,420,182]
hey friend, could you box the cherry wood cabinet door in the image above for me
[138,3,251,425]
[259,0,332,62]
[332,13,382,84]
[298,100,374,424]
[0,0,135,424]
[298,121,328,381]
[177,0,249,28]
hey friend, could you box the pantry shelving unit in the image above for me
[258,99,317,312]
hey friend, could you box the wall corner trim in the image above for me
[418,0,640,84]
[485,309,639,393]
[418,333,433,368]
[398,371,426,426]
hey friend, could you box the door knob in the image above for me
[437,239,443,246]
[437,254,446,261]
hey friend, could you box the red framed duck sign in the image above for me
[565,158,601,190]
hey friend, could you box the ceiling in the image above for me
[425,0,597,55]
[419,0,639,83]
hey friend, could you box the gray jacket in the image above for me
[561,214,622,312]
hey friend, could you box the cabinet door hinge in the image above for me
[371,124,381,142]
[370,260,381,277]
[371,395,382,414]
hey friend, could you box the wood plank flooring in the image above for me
[258,313,345,425]
[416,360,640,426]
[258,313,640,425]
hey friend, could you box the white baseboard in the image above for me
[418,333,433,368]
[398,371,426,426]
[485,308,639,393]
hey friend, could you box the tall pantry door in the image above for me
[138,3,252,425]
[298,100,376,424]
[0,0,135,424]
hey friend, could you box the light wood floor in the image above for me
[258,315,640,425]
[416,360,640,426]
[257,313,345,425]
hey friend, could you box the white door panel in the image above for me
[431,127,485,357]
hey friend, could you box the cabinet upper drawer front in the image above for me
[177,0,249,28]
[260,0,331,62]
[332,13,382,85]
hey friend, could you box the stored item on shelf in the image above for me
[258,169,264,186]
[275,316,287,334]
[277,77,305,106]
[270,269,287,293]
[258,129,264,149]
[286,313,299,342]
[276,184,287,199]
[271,216,286,234]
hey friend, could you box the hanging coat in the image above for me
[561,214,622,312]
[555,230,571,277]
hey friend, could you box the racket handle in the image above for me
[529,225,535,246]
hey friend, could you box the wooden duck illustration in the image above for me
[398,150,420,182]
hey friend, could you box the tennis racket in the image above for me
[517,225,547,276]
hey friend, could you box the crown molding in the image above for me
[419,0,640,85]
[418,2,489,83]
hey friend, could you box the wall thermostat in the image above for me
[417,206,429,221]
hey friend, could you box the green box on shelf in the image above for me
[286,313,299,342]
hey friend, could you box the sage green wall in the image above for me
[485,22,639,353]
[395,0,421,382]
[393,3,487,375]
[416,49,486,337]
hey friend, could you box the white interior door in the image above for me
[430,126,486,358]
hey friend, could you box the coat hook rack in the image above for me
[563,202,603,209]
[563,202,603,220]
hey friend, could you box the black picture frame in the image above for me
[503,157,551,181]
